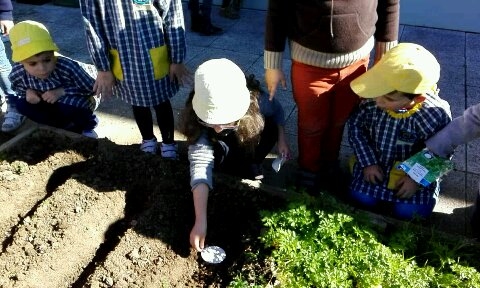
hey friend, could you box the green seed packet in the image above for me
[398,148,454,187]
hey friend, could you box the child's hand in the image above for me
[190,219,207,253]
[394,176,419,199]
[169,63,193,87]
[26,89,42,104]
[94,71,115,99]
[363,165,384,184]
[41,88,64,104]
[276,139,291,160]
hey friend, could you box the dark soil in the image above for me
[0,128,287,287]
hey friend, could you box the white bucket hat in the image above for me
[192,58,250,124]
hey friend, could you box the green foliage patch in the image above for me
[255,192,480,287]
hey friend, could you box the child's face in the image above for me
[197,118,239,135]
[20,51,56,80]
[374,91,418,111]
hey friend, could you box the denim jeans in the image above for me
[0,40,16,110]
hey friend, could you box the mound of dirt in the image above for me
[0,128,286,287]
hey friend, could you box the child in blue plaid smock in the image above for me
[347,43,452,220]
[8,20,100,138]
[80,0,190,158]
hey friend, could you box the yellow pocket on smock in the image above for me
[387,161,407,190]
[149,45,169,80]
[109,49,124,81]
[348,155,357,175]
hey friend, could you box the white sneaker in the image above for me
[1,111,26,132]
[140,137,158,154]
[82,129,98,139]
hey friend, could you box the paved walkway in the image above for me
[5,1,480,237]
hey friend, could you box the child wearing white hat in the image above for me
[8,20,100,138]
[180,58,290,252]
[347,43,451,220]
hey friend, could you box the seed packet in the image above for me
[398,148,454,187]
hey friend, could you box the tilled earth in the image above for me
[0,128,286,287]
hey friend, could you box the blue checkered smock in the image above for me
[80,0,186,107]
[347,94,452,205]
[9,55,99,111]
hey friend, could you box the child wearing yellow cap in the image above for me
[8,20,100,138]
[179,58,290,252]
[347,43,452,220]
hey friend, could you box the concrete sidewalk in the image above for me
[4,1,480,237]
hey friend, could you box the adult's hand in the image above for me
[265,68,286,101]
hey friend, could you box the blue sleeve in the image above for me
[80,0,111,71]
[59,59,96,97]
[0,0,13,21]
[159,0,186,64]
[347,101,378,168]
[9,64,27,99]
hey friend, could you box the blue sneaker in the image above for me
[1,111,26,133]
[160,142,178,159]
[140,137,158,154]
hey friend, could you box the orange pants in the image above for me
[291,57,369,173]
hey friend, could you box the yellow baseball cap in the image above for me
[9,20,59,62]
[350,43,440,98]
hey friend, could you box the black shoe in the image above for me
[190,14,223,36]
[219,7,240,19]
[195,23,223,36]
[295,169,320,196]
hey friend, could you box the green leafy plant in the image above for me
[256,192,480,288]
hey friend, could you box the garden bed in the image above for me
[0,127,287,287]
[1,127,479,287]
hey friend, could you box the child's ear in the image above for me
[413,94,426,103]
